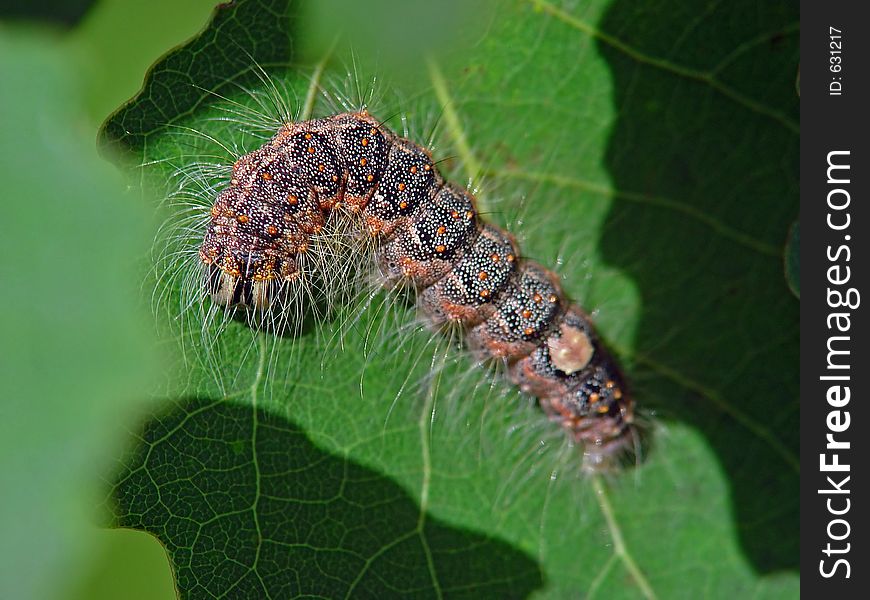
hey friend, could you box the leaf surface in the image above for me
[101,0,800,597]
[0,29,157,600]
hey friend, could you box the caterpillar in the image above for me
[196,107,636,468]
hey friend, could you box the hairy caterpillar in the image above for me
[195,106,636,468]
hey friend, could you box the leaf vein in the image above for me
[528,0,798,134]
[491,168,780,257]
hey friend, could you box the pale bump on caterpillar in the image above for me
[144,59,645,480]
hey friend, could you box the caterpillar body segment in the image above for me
[199,110,636,468]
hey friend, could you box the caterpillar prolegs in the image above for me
[200,109,636,468]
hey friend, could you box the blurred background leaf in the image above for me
[0,28,156,599]
[0,1,217,598]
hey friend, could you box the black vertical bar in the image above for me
[801,1,868,596]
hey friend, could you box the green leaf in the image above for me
[67,0,221,126]
[112,397,543,597]
[0,28,157,600]
[67,529,177,600]
[100,0,799,597]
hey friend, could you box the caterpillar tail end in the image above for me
[574,393,638,474]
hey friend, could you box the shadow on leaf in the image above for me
[110,397,544,598]
[596,0,799,574]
